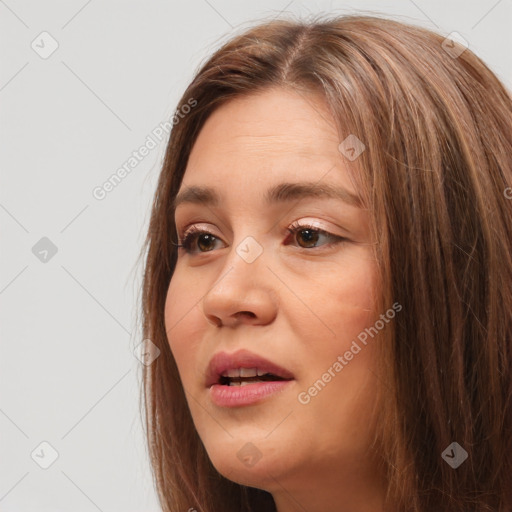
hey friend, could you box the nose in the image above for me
[201,244,277,328]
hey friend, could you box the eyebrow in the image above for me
[172,181,363,211]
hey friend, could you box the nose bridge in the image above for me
[233,234,266,266]
[212,233,267,297]
[201,233,276,326]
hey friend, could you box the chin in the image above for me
[205,437,297,489]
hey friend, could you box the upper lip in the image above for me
[205,349,294,387]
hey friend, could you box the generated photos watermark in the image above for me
[92,98,197,201]
[297,301,402,405]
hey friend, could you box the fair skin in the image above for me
[165,87,388,512]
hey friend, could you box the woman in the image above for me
[138,13,512,512]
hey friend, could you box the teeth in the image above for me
[228,380,255,386]
[222,368,241,378]
[240,367,258,378]
[221,367,272,378]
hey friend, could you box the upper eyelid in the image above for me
[177,215,341,232]
[178,220,336,237]
[178,221,342,246]
[179,223,221,240]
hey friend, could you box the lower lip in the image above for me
[208,380,294,407]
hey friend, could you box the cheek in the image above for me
[331,263,378,333]
[289,255,381,409]
[164,272,205,381]
[294,256,379,348]
[165,273,192,333]
[289,259,382,453]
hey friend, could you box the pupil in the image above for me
[299,229,318,248]
[198,234,214,251]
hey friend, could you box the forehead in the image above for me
[182,87,357,194]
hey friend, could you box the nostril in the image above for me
[206,315,222,327]
[206,311,257,328]
[236,311,256,318]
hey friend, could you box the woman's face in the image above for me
[165,87,386,510]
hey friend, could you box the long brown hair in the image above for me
[137,12,512,512]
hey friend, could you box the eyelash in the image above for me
[173,221,347,255]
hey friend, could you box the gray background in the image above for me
[1,0,510,510]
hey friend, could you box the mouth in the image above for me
[205,349,295,389]
[218,368,290,386]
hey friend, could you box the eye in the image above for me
[284,221,347,249]
[173,225,225,254]
[173,221,347,255]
